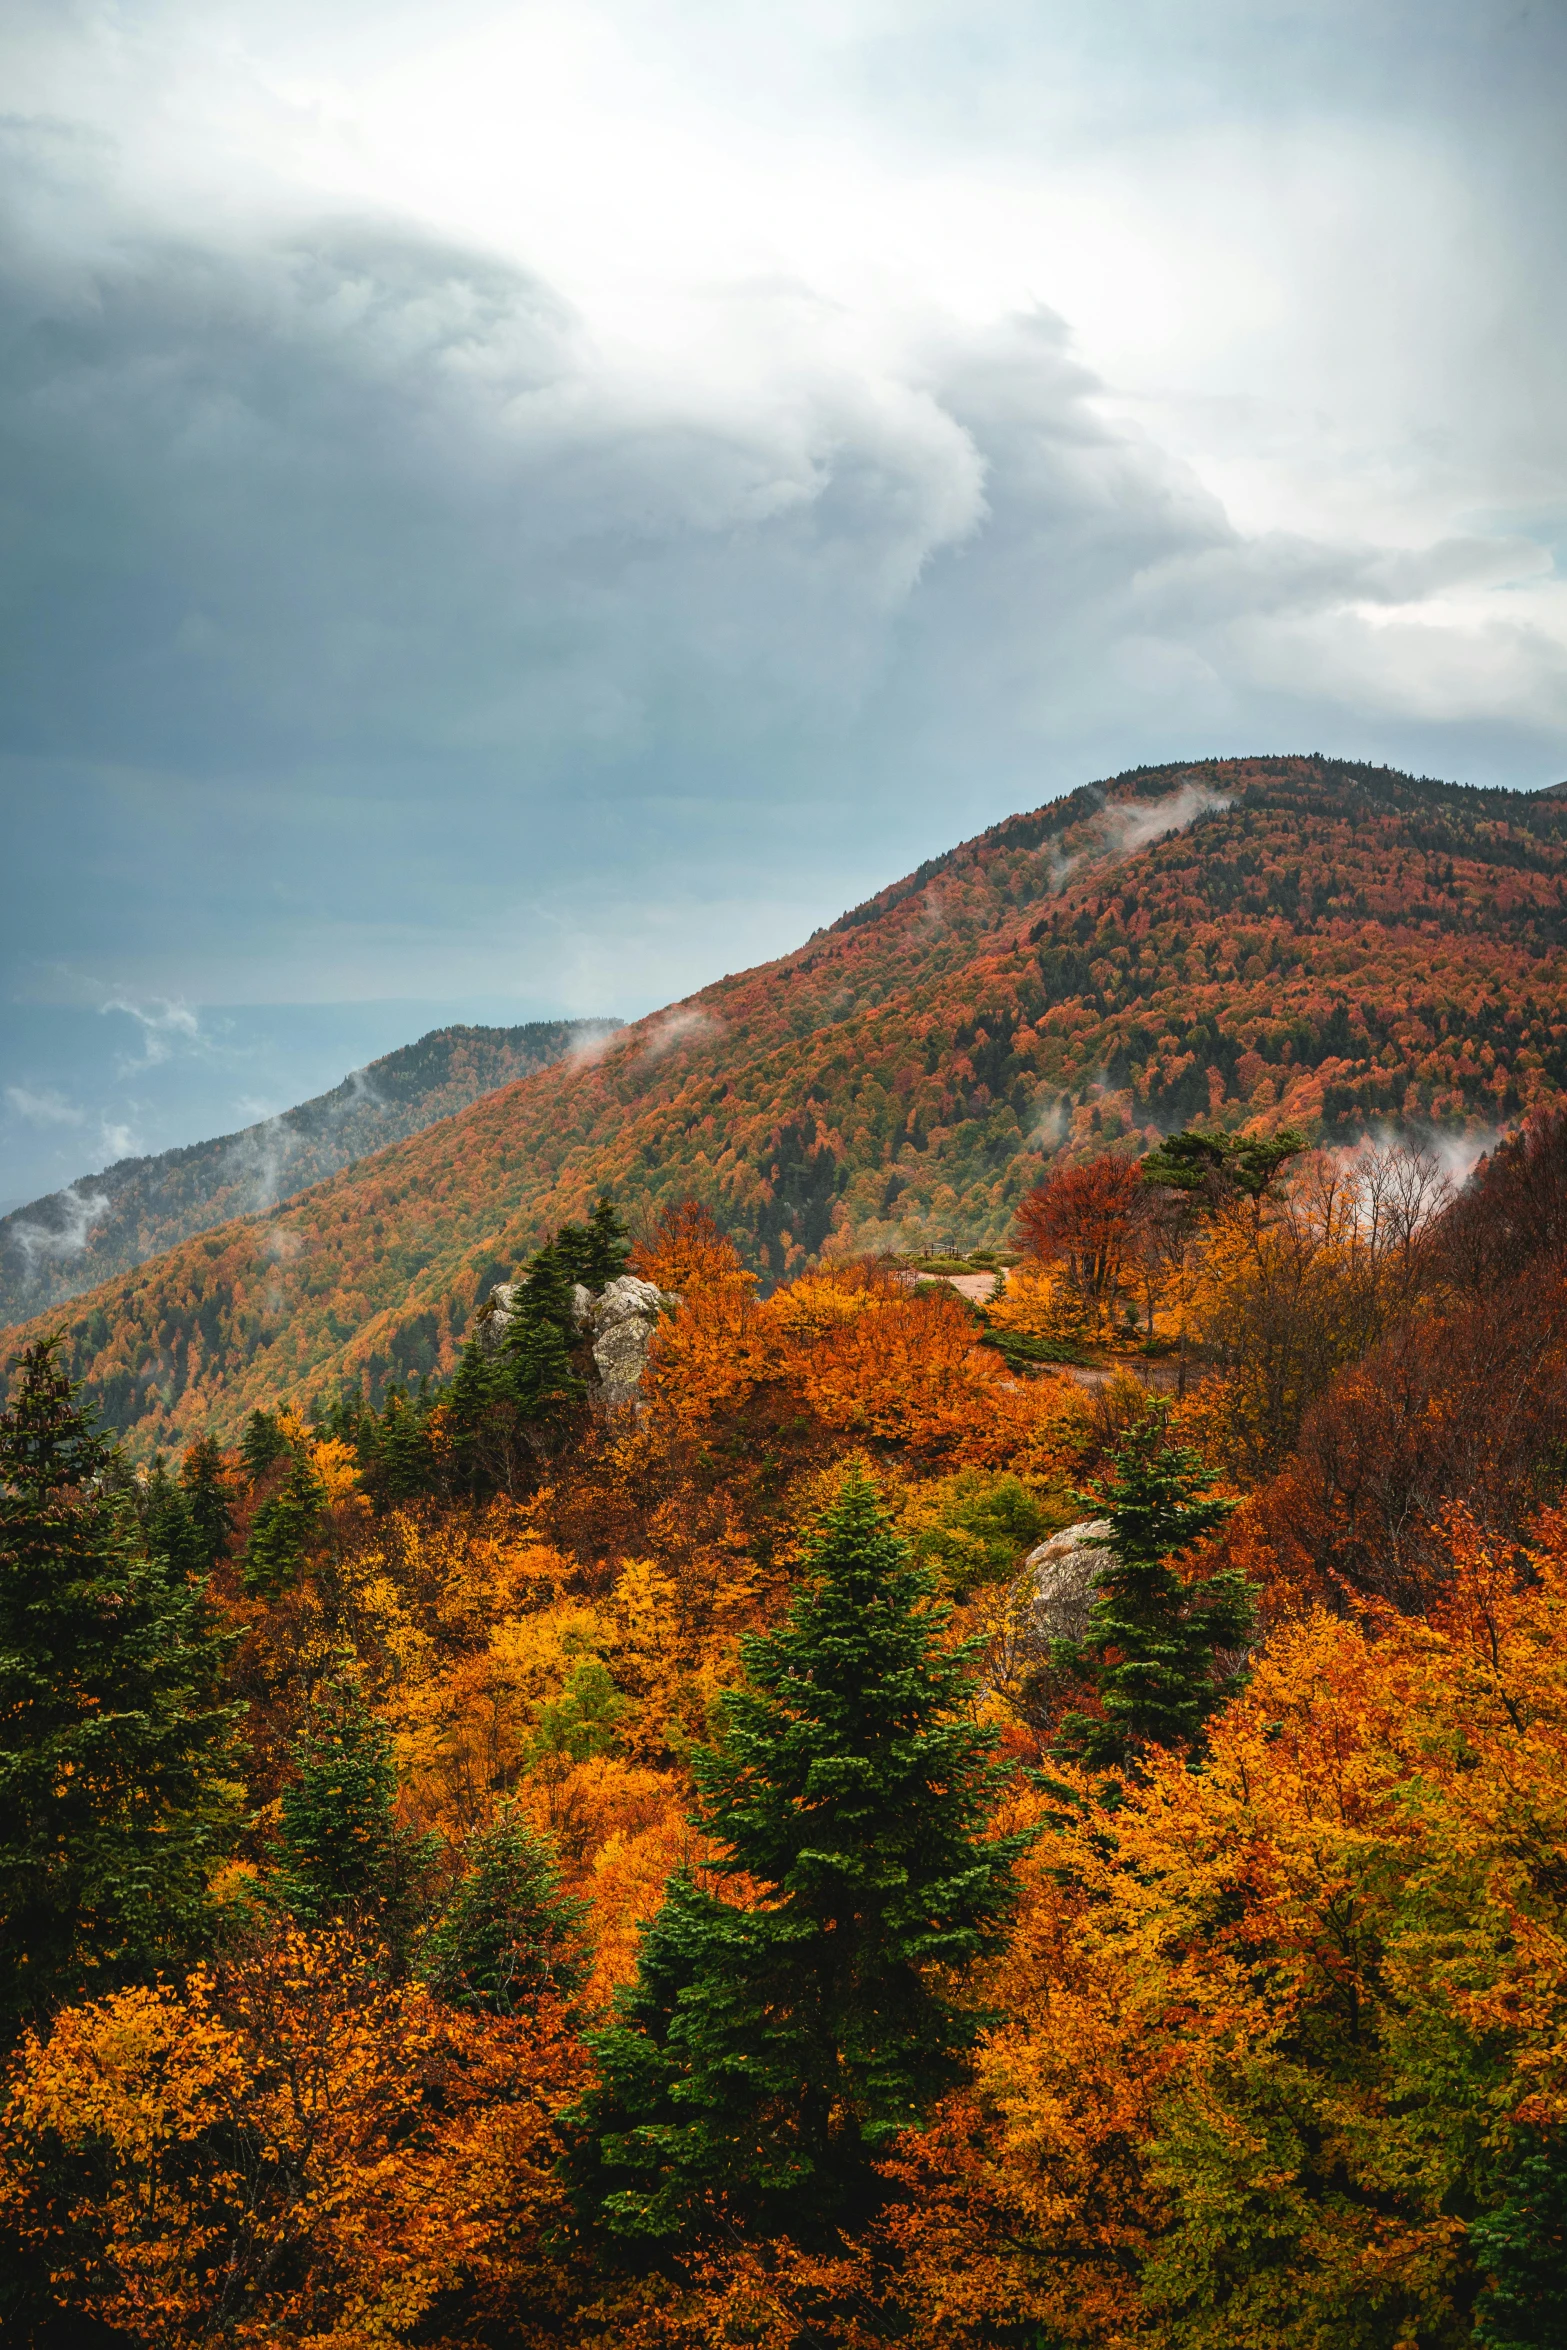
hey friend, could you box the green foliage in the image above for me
[240,1407,289,1484]
[421,1809,592,2013]
[495,1241,588,1425]
[906,1469,1056,1597]
[179,1434,234,1570]
[1473,2137,1567,2349]
[533,1658,627,1764]
[555,1195,632,1292]
[376,1386,436,1503]
[269,1679,436,1957]
[1141,1124,1306,1204]
[577,1470,1032,2246]
[1053,1406,1252,1771]
[241,1447,326,1596]
[138,1453,206,1580]
[0,1340,239,2040]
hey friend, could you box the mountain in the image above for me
[12,755,1567,1451]
[0,1020,618,1329]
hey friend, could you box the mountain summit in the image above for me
[13,755,1567,1450]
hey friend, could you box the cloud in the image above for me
[5,1085,84,1126]
[0,0,1563,1026]
[102,997,203,1072]
[6,1181,112,1269]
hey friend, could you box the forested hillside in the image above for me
[10,754,1567,1451]
[0,1020,617,1329]
[5,1119,1567,2347]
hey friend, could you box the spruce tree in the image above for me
[242,1447,325,1596]
[576,1469,1031,2245]
[240,1407,288,1484]
[422,1809,592,2013]
[270,1679,435,1959]
[377,1385,436,1502]
[180,1434,234,1571]
[497,1242,587,1424]
[1053,1406,1252,1772]
[555,1196,632,1292]
[139,1452,206,1580]
[0,1340,239,2039]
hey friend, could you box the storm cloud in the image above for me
[2,0,1565,1147]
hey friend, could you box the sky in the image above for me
[2,0,1565,1204]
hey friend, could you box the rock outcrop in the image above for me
[1023,1518,1114,1644]
[578,1275,670,1408]
[477,1272,672,1407]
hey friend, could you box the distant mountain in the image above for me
[0,1021,619,1329]
[14,755,1567,1450]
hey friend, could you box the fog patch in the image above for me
[7,1182,112,1269]
[638,1008,725,1066]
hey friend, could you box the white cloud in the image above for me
[5,1085,84,1126]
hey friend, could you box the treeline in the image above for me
[2,1133,1567,2341]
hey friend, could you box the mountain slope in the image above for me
[0,1020,617,1329]
[14,755,1567,1450]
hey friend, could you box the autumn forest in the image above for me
[4,760,1567,2348]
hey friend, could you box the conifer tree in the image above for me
[0,1340,238,2039]
[576,1469,1030,2245]
[1053,1406,1252,1772]
[422,1809,592,2013]
[180,1434,234,1571]
[241,1445,325,1596]
[240,1407,288,1484]
[1472,2136,1567,2350]
[377,1385,436,1502]
[270,1679,435,1959]
[497,1241,587,1425]
[139,1452,206,1580]
[555,1195,632,1292]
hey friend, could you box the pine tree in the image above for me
[180,1434,234,1571]
[576,1469,1031,2246]
[241,1446,325,1596]
[421,1809,592,2013]
[0,1340,239,2039]
[1053,1406,1252,1772]
[270,1679,436,1959]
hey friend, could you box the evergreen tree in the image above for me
[496,1241,587,1425]
[377,1385,437,1502]
[0,1340,239,2040]
[241,1446,325,1596]
[180,1434,234,1571]
[1053,1407,1252,1772]
[139,1452,205,1580]
[442,1337,497,1493]
[422,1809,592,2013]
[270,1679,436,1958]
[576,1470,1031,2245]
[240,1407,288,1485]
[1473,2135,1567,2349]
[556,1195,632,1292]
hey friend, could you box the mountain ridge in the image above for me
[12,753,1567,1451]
[0,1020,619,1330]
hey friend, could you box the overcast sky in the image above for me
[3,0,1565,1201]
